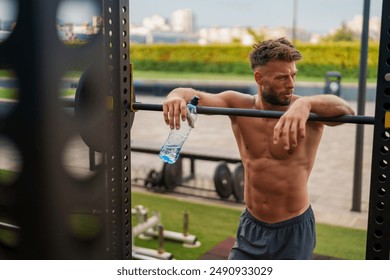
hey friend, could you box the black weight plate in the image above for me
[144,169,162,189]
[162,158,182,191]
[232,163,244,202]
[213,162,233,199]
[75,66,135,153]
[75,67,108,153]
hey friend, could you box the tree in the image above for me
[246,27,266,43]
[321,22,358,42]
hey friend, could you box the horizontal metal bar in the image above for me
[131,145,241,163]
[0,221,20,230]
[132,102,375,125]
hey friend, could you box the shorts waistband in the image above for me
[243,206,314,229]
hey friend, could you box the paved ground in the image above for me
[131,95,375,231]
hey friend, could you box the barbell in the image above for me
[77,99,375,152]
[74,67,378,153]
[131,102,375,125]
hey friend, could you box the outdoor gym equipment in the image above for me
[0,0,389,260]
[132,205,199,260]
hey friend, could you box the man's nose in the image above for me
[286,76,295,88]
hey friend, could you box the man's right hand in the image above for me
[163,97,188,130]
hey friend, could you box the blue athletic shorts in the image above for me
[228,206,316,260]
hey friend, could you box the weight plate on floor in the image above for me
[232,163,244,202]
[144,169,162,189]
[162,158,182,191]
[213,161,233,199]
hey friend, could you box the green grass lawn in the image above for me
[132,191,367,260]
[0,167,368,260]
[0,169,15,184]
[0,88,18,99]
[0,88,75,100]
[132,191,240,260]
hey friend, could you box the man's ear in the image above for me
[254,70,262,85]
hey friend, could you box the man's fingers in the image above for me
[298,119,306,140]
[273,110,308,152]
[163,103,170,125]
[163,100,184,129]
[180,102,187,122]
[163,102,175,129]
[281,119,292,150]
[274,118,290,150]
[274,117,301,151]
[289,119,298,148]
[173,102,182,129]
[273,121,282,144]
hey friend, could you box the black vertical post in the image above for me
[104,0,132,259]
[352,0,370,212]
[366,0,390,260]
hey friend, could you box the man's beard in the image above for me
[261,86,292,106]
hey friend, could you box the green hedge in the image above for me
[130,42,380,79]
[131,60,250,74]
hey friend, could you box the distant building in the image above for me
[198,26,252,45]
[198,26,311,45]
[130,29,197,44]
[150,31,198,44]
[130,11,197,44]
[172,9,194,33]
[143,14,170,31]
[130,23,151,44]
[57,16,102,41]
[129,8,382,45]
[92,16,103,34]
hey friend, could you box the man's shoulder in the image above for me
[221,91,255,108]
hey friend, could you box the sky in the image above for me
[0,0,384,34]
[130,0,383,34]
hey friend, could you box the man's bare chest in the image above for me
[233,118,297,160]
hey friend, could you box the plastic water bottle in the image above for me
[159,96,199,164]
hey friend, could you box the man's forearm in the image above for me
[167,87,200,103]
[301,95,355,117]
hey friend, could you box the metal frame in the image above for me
[104,0,132,260]
[0,0,389,260]
[365,0,390,260]
[0,0,110,259]
[0,0,130,259]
